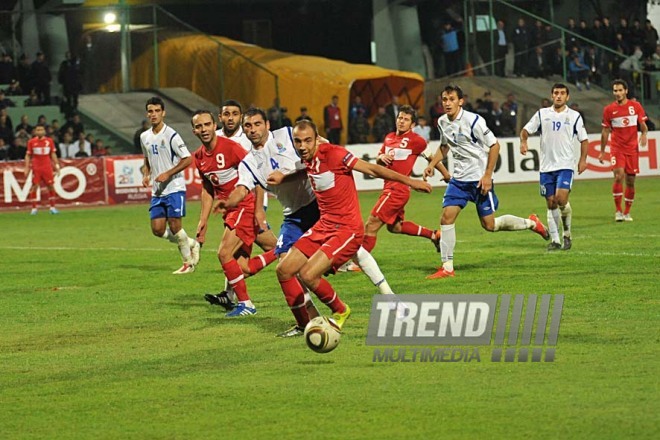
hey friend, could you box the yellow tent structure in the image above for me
[102,34,424,144]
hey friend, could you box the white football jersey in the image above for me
[523,106,588,172]
[236,127,314,216]
[140,124,190,196]
[438,108,497,181]
[217,126,253,152]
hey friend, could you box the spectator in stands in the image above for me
[630,19,645,51]
[441,20,462,76]
[0,107,12,131]
[569,102,585,122]
[5,79,22,96]
[267,98,283,130]
[93,139,109,156]
[59,131,75,159]
[530,19,548,49]
[0,114,13,144]
[566,17,580,50]
[349,96,369,121]
[60,113,84,138]
[295,106,312,123]
[529,46,547,78]
[512,17,529,77]
[428,94,444,140]
[462,93,475,112]
[24,90,42,107]
[348,107,370,144]
[371,106,390,143]
[384,95,400,132]
[9,135,27,160]
[73,131,92,157]
[280,107,292,127]
[323,94,343,144]
[58,52,82,116]
[502,93,518,130]
[578,19,594,46]
[568,47,591,90]
[32,52,51,105]
[14,115,33,135]
[643,20,659,58]
[585,46,603,86]
[17,54,34,96]
[0,90,15,108]
[37,115,48,128]
[494,19,508,77]
[0,53,16,84]
[602,17,616,47]
[541,98,551,108]
[46,124,59,151]
[133,118,149,153]
[619,46,645,98]
[489,101,504,136]
[0,138,8,161]
[74,143,89,158]
[412,115,431,142]
[613,32,631,58]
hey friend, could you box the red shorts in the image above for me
[31,167,54,186]
[224,206,259,255]
[370,190,410,225]
[294,222,364,270]
[610,149,639,175]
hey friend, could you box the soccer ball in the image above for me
[304,316,341,353]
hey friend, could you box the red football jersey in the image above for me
[26,136,56,168]
[193,136,255,207]
[602,100,647,152]
[305,143,362,229]
[378,130,426,193]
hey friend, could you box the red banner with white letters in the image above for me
[0,155,202,211]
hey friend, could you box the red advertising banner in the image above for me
[105,155,202,205]
[0,158,106,210]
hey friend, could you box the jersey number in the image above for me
[400,138,409,148]
[270,157,280,170]
[552,121,561,131]
[628,106,635,116]
[151,144,158,155]
[216,153,225,168]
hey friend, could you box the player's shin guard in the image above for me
[559,202,572,237]
[279,277,310,327]
[400,221,434,239]
[612,182,623,212]
[221,259,250,302]
[174,229,193,262]
[493,215,530,231]
[247,249,277,275]
[361,235,377,253]
[440,224,456,272]
[354,247,394,295]
[312,278,346,314]
[546,209,561,243]
[624,187,634,215]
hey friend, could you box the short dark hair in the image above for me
[611,79,629,90]
[243,107,268,123]
[145,96,165,111]
[221,99,242,113]
[442,84,464,99]
[398,104,417,123]
[190,109,215,126]
[552,83,570,95]
[293,119,318,135]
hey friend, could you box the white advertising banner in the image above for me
[346,131,660,190]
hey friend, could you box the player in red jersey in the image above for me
[362,105,449,255]
[599,79,648,222]
[24,124,60,215]
[275,120,432,329]
[192,110,276,317]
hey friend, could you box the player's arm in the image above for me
[196,176,214,245]
[420,151,451,182]
[50,149,61,176]
[599,126,611,163]
[253,186,268,231]
[216,185,250,212]
[577,139,589,174]
[423,144,446,180]
[519,128,531,155]
[353,159,431,193]
[478,142,500,194]
[155,155,192,183]
[23,151,31,176]
[141,158,151,187]
[639,120,648,147]
[267,168,305,185]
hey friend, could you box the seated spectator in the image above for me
[295,106,313,123]
[462,93,475,112]
[489,101,504,136]
[349,96,369,121]
[72,131,92,157]
[74,143,90,158]
[0,114,13,144]
[24,90,42,107]
[133,119,149,153]
[14,115,33,135]
[59,131,75,158]
[280,107,292,127]
[569,103,585,121]
[412,115,431,141]
[499,101,517,137]
[619,46,645,97]
[568,48,591,90]
[529,46,548,78]
[0,90,15,108]
[8,136,27,160]
[0,138,8,161]
[371,106,390,143]
[4,79,22,96]
[348,108,370,144]
[60,113,84,139]
[93,139,110,156]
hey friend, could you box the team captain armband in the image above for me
[342,151,358,168]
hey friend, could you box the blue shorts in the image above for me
[443,178,499,218]
[539,170,574,198]
[149,191,186,220]
[275,200,320,256]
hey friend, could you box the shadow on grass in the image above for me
[298,360,335,365]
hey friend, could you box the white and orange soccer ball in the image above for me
[304,316,341,353]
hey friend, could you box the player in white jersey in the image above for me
[214,108,407,336]
[520,83,589,251]
[424,85,550,280]
[140,96,200,274]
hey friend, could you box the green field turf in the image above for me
[1,177,658,439]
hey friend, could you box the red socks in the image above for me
[247,249,277,275]
[221,259,249,301]
[400,221,434,239]
[612,182,623,212]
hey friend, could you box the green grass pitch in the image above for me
[1,177,658,439]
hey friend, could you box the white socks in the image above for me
[440,224,456,272]
[174,229,193,262]
[355,247,395,295]
[546,209,561,243]
[494,215,532,231]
